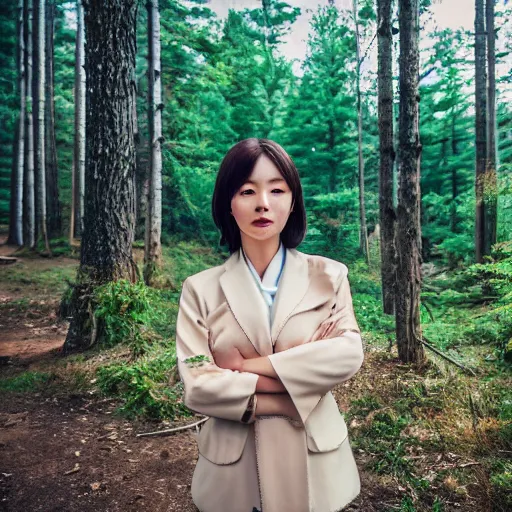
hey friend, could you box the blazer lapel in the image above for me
[270,249,309,342]
[220,250,272,356]
[271,249,334,343]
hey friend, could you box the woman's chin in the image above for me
[241,230,280,244]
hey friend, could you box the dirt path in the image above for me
[0,393,199,512]
[0,238,75,361]
[0,389,401,512]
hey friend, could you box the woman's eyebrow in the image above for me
[244,177,286,185]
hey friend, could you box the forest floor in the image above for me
[0,238,510,512]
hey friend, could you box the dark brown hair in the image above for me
[212,138,307,253]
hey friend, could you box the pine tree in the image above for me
[45,0,61,239]
[395,0,425,364]
[144,0,163,285]
[474,0,487,262]
[377,0,396,314]
[64,0,138,353]
[71,0,85,241]
[25,0,35,248]
[485,0,497,253]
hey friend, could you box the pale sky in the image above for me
[205,0,478,68]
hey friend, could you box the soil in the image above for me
[0,393,199,512]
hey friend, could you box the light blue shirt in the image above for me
[242,243,286,325]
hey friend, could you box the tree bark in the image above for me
[484,0,497,254]
[474,0,487,263]
[45,0,61,238]
[35,0,50,252]
[71,0,86,241]
[64,0,139,353]
[352,0,369,264]
[395,0,425,365]
[25,0,35,249]
[144,0,163,285]
[377,0,396,314]
[10,0,26,246]
[33,0,40,241]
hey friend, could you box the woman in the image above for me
[176,138,364,512]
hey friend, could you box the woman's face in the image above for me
[230,155,293,248]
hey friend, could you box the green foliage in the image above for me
[95,347,190,420]
[0,371,53,392]
[342,261,395,334]
[464,242,512,359]
[347,394,381,418]
[0,2,17,225]
[94,279,157,356]
[352,409,417,479]
[489,460,512,509]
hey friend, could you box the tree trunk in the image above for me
[134,76,149,241]
[144,0,163,285]
[8,117,20,245]
[71,0,86,241]
[485,0,497,254]
[474,0,486,263]
[25,0,35,249]
[33,0,40,241]
[35,0,50,253]
[10,0,26,246]
[352,0,369,265]
[64,0,139,353]
[395,0,425,365]
[45,0,61,238]
[377,0,396,315]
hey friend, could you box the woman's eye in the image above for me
[272,189,284,194]
[241,189,254,195]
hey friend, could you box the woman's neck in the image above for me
[241,237,281,279]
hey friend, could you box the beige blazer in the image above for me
[176,248,364,512]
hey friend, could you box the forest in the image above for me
[0,0,511,511]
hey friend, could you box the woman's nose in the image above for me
[255,192,270,211]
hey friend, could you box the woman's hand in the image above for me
[213,346,245,372]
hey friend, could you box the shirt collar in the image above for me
[242,242,286,291]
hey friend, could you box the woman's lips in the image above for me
[252,220,273,227]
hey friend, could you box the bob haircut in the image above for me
[212,138,307,253]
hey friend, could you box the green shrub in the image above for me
[490,460,512,509]
[95,346,189,421]
[94,279,158,356]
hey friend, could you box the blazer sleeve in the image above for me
[175,278,259,422]
[267,266,364,425]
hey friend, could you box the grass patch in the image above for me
[95,345,189,421]
[0,371,54,392]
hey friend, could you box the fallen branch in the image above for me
[458,461,481,468]
[136,417,208,438]
[0,256,17,265]
[417,336,477,376]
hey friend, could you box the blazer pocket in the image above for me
[305,392,349,453]
[196,417,251,465]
